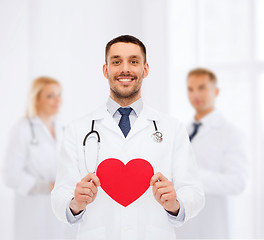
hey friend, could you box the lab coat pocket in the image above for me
[77,226,106,240]
[146,225,175,240]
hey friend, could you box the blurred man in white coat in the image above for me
[175,68,248,239]
[51,35,204,240]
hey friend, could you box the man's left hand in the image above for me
[150,172,180,215]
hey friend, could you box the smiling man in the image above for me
[51,35,204,240]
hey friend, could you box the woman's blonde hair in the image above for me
[26,76,61,117]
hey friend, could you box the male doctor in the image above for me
[51,35,204,240]
[175,68,248,239]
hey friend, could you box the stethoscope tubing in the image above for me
[82,120,162,174]
[83,120,101,174]
[28,118,38,145]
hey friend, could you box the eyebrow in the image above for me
[110,55,121,60]
[129,55,140,59]
[109,55,141,60]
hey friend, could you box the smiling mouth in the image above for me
[116,74,136,83]
[118,78,134,82]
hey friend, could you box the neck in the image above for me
[37,113,54,128]
[195,107,214,121]
[110,94,141,107]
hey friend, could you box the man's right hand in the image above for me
[69,173,100,215]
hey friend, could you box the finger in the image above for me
[88,183,98,195]
[160,193,171,203]
[79,182,98,194]
[156,186,174,196]
[153,181,171,189]
[160,192,177,203]
[82,173,101,187]
[77,194,93,202]
[152,181,171,195]
[152,185,158,196]
[78,188,94,197]
[82,173,94,182]
[150,172,168,186]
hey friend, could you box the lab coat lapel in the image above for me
[54,120,64,149]
[32,117,56,145]
[92,105,123,137]
[193,111,223,139]
[91,104,160,140]
[126,105,159,141]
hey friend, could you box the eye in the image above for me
[131,60,138,64]
[47,94,54,99]
[112,60,120,65]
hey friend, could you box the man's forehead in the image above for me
[108,42,144,57]
[188,76,216,88]
[188,74,211,83]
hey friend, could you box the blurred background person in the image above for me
[2,77,76,240]
[175,68,249,239]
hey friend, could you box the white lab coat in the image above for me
[2,117,77,240]
[175,110,248,239]
[51,103,205,240]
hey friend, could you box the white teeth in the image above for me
[119,79,132,82]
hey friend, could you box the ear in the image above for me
[103,64,108,79]
[215,87,220,96]
[143,62,149,79]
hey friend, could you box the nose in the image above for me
[192,92,200,100]
[188,90,199,101]
[55,95,61,103]
[121,61,131,74]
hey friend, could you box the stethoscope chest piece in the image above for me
[152,120,163,143]
[152,131,163,143]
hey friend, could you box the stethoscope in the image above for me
[28,118,38,145]
[27,118,60,145]
[82,120,163,174]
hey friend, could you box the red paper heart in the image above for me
[96,158,154,207]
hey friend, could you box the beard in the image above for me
[109,72,143,100]
[110,84,141,100]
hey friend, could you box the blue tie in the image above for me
[189,123,202,141]
[118,107,133,137]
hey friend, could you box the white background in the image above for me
[0,0,264,239]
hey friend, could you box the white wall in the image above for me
[0,1,30,238]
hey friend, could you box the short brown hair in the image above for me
[187,68,217,84]
[26,76,61,117]
[105,35,147,63]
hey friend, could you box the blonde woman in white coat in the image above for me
[175,68,248,239]
[3,77,76,240]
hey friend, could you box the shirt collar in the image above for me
[193,109,221,127]
[106,97,143,117]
